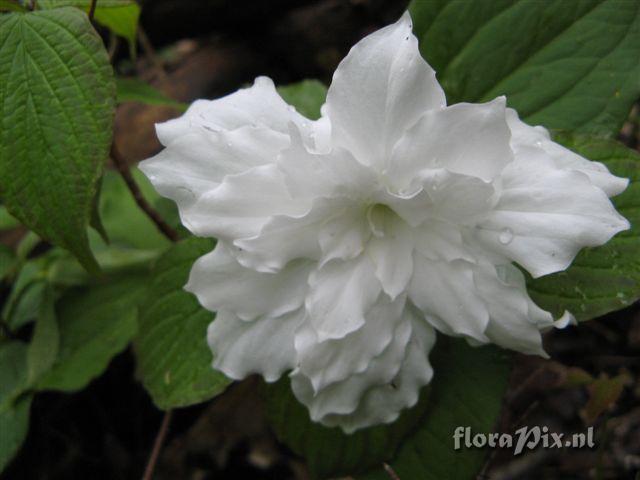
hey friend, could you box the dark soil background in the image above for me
[2,1,639,479]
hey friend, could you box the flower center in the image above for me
[366,203,396,238]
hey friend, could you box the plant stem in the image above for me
[88,0,98,20]
[141,410,173,480]
[383,463,401,480]
[110,143,179,242]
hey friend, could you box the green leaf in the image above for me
[361,339,511,480]
[0,8,116,272]
[1,259,48,331]
[26,287,58,385]
[135,237,231,410]
[0,341,31,473]
[264,378,431,479]
[527,135,640,320]
[36,273,145,392]
[93,3,140,57]
[0,206,20,231]
[410,0,640,136]
[0,395,32,474]
[116,77,187,110]
[39,0,140,57]
[278,80,327,120]
[0,244,16,281]
[0,0,25,13]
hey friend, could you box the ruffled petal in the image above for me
[325,12,445,169]
[413,220,476,263]
[291,306,435,433]
[208,308,303,382]
[506,109,628,196]
[305,254,382,341]
[476,153,630,278]
[472,260,554,356]
[383,169,495,227]
[389,97,513,185]
[183,164,306,240]
[294,293,406,392]
[290,310,412,422]
[186,243,311,321]
[156,76,313,145]
[409,253,490,342]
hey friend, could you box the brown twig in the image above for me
[137,26,167,80]
[383,463,400,480]
[88,0,98,20]
[110,143,179,242]
[141,410,173,480]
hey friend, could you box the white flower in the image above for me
[140,12,629,433]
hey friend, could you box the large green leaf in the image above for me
[410,0,640,136]
[264,379,430,480]
[135,238,231,409]
[0,8,115,271]
[527,135,640,320]
[36,273,145,392]
[39,0,140,57]
[0,244,15,281]
[361,339,511,480]
[0,341,31,473]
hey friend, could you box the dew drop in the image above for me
[498,228,513,245]
[535,140,543,147]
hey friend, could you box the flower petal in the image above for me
[390,97,513,185]
[291,307,435,433]
[208,308,303,382]
[186,242,311,321]
[325,11,445,169]
[506,109,628,196]
[139,126,289,208]
[156,76,312,145]
[367,211,414,299]
[409,253,490,342]
[306,254,382,341]
[291,310,412,421]
[413,220,476,263]
[476,153,630,278]
[183,164,305,240]
[472,260,554,356]
[294,293,406,393]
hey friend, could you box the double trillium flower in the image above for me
[141,12,629,433]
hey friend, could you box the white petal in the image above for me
[305,255,382,341]
[506,109,628,196]
[472,260,554,356]
[413,220,476,263]
[278,124,377,201]
[390,98,513,185]
[156,76,312,145]
[477,153,630,277]
[140,126,289,207]
[291,309,413,421]
[208,308,303,382]
[383,169,495,227]
[186,243,311,321]
[322,312,435,433]
[292,307,436,433]
[325,11,445,169]
[366,209,414,299]
[184,164,306,240]
[409,254,490,342]
[294,293,406,392]
[235,197,366,273]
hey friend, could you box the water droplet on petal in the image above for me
[535,140,543,147]
[498,228,513,244]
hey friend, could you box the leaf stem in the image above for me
[383,463,401,480]
[110,143,179,242]
[88,0,98,20]
[141,410,173,480]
